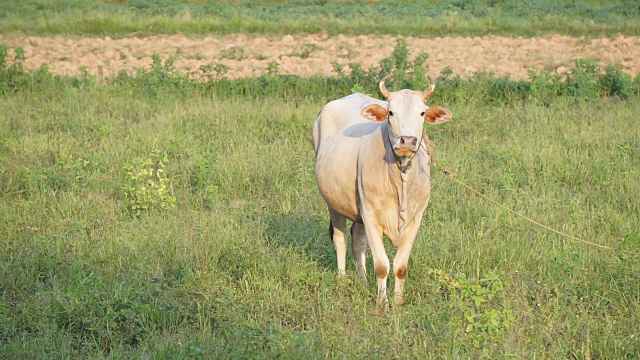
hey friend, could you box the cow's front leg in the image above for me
[393,221,421,306]
[328,209,348,276]
[364,221,389,312]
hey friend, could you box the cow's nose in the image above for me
[399,136,418,147]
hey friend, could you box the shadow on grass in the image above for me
[262,212,337,272]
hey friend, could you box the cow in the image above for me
[313,75,452,310]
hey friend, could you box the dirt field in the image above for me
[2,33,639,80]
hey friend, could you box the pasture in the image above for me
[1,1,640,358]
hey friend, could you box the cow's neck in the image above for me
[386,126,420,175]
[383,121,424,237]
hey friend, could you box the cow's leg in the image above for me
[364,221,389,312]
[392,220,421,306]
[328,209,348,276]
[350,222,367,282]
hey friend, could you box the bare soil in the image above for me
[2,33,639,80]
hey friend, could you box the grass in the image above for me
[1,47,639,358]
[0,0,639,37]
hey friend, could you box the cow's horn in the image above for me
[422,75,435,99]
[379,75,392,99]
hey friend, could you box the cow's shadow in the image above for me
[263,212,384,281]
[263,212,338,271]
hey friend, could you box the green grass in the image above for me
[1,49,640,358]
[1,0,639,37]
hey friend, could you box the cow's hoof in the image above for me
[375,298,389,315]
[375,305,390,316]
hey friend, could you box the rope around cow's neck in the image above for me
[386,120,422,174]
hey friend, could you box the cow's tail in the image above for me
[328,220,334,243]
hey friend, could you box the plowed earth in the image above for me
[2,33,639,80]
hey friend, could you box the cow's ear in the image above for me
[362,104,388,122]
[425,106,452,124]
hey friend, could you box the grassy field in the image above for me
[1,41,639,358]
[1,1,640,357]
[0,0,639,37]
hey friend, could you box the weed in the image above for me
[600,64,634,99]
[528,67,562,106]
[112,53,195,98]
[73,66,94,89]
[189,144,219,208]
[219,46,245,61]
[0,45,28,94]
[332,38,432,92]
[429,269,514,349]
[267,61,280,76]
[290,43,322,59]
[566,59,601,98]
[196,62,231,81]
[123,149,176,218]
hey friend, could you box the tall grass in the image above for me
[1,0,639,37]
[1,46,639,357]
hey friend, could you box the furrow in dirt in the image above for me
[2,33,639,80]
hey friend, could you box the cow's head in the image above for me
[361,75,452,158]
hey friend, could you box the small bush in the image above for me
[0,45,27,94]
[429,268,515,350]
[124,149,176,218]
[332,38,433,93]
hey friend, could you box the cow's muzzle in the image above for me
[394,136,418,157]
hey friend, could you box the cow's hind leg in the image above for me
[350,222,368,282]
[328,209,347,276]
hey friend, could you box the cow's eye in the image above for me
[388,111,394,116]
[420,112,425,117]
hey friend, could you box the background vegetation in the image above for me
[2,1,640,358]
[0,0,639,37]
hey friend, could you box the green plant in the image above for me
[72,65,94,89]
[124,149,176,217]
[0,45,27,94]
[189,145,219,208]
[429,269,515,348]
[332,38,432,93]
[267,61,280,76]
[566,58,601,98]
[219,46,245,61]
[56,155,91,184]
[290,43,322,59]
[599,64,634,99]
[196,62,231,81]
[528,67,562,106]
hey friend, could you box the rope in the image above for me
[422,135,631,253]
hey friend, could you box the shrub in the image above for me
[124,149,176,218]
[429,268,515,350]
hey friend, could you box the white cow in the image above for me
[313,76,452,310]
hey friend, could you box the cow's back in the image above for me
[313,93,385,153]
[313,93,386,221]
